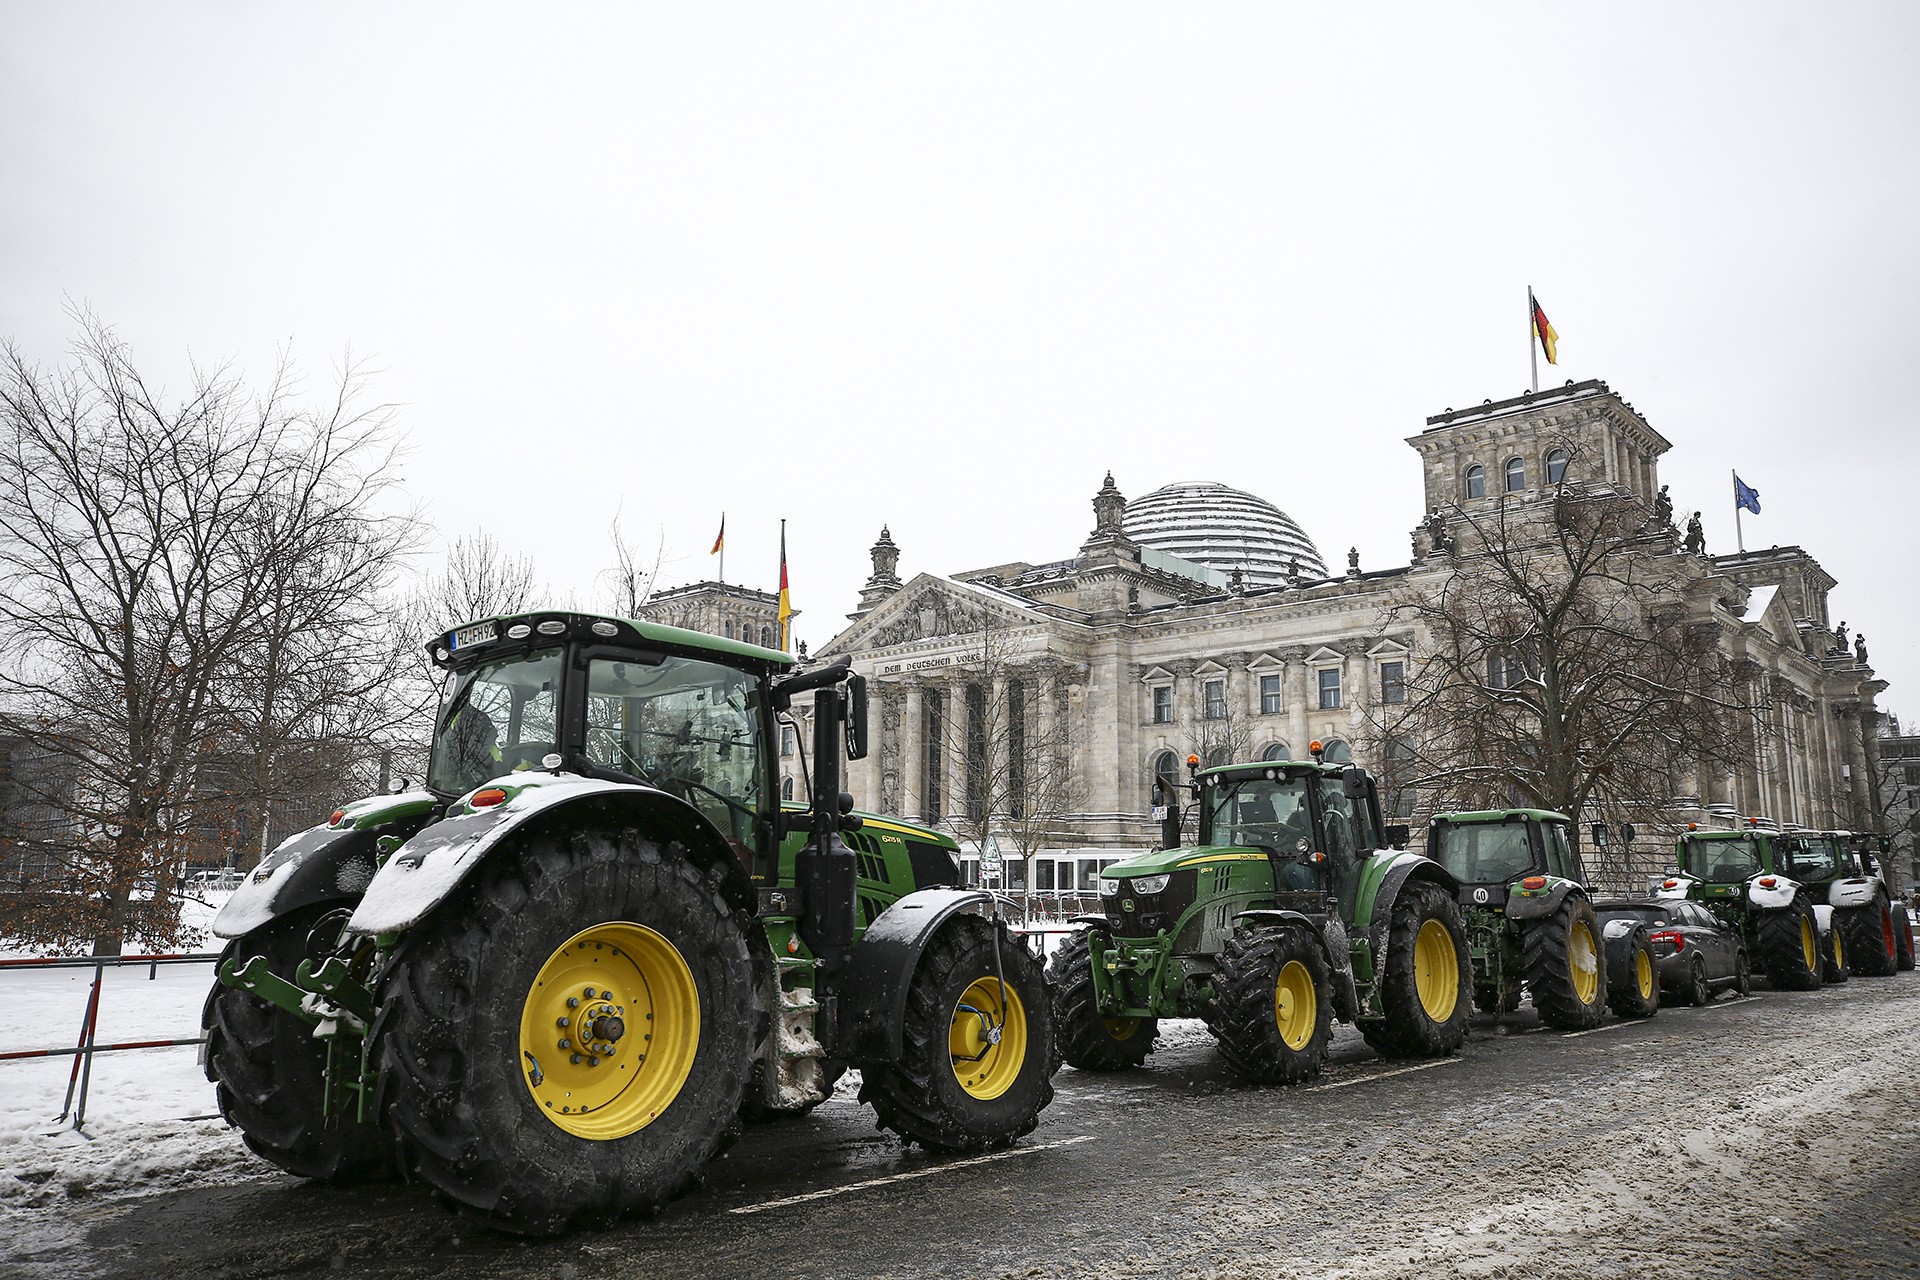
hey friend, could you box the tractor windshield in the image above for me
[1783,838,1839,882]
[583,654,767,846]
[427,648,565,796]
[1206,774,1316,857]
[1681,836,1762,883]
[1430,822,1536,887]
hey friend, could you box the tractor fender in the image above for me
[1363,856,1461,968]
[838,888,999,1064]
[1655,874,1697,902]
[1505,878,1581,923]
[1747,876,1801,910]
[346,773,751,935]
[212,791,440,940]
[1827,878,1880,910]
[1234,908,1360,1022]
[1810,902,1835,934]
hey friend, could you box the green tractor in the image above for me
[1783,830,1902,980]
[1659,821,1824,990]
[203,612,1055,1234]
[1423,810,1624,1028]
[1048,746,1470,1085]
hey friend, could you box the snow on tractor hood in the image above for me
[346,772,638,936]
[213,791,439,939]
[1826,878,1879,910]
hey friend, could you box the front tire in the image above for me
[204,906,394,1183]
[1211,925,1331,1085]
[1821,922,1851,985]
[1683,955,1712,1006]
[1047,930,1157,1071]
[1757,897,1823,990]
[1606,926,1660,1020]
[1522,896,1607,1030]
[374,829,762,1235]
[861,916,1054,1151]
[1358,881,1469,1059]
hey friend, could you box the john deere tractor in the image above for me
[1048,747,1469,1085]
[1424,810,1620,1029]
[1782,830,1901,980]
[1659,822,1823,990]
[204,612,1055,1234]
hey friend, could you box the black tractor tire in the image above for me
[1211,925,1332,1085]
[374,828,763,1236]
[204,905,395,1183]
[1820,919,1851,985]
[1757,897,1823,990]
[1472,982,1523,1015]
[1894,904,1916,972]
[1838,899,1900,978]
[861,915,1055,1152]
[1047,930,1157,1071]
[1522,896,1607,1030]
[1357,881,1470,1059]
[1683,955,1712,1007]
[1605,926,1661,1020]
[1734,948,1753,997]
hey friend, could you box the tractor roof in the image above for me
[1430,808,1569,826]
[1198,759,1347,782]
[430,610,795,670]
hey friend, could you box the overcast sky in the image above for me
[4,4,1916,720]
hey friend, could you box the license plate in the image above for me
[451,622,498,650]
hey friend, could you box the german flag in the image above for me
[777,522,792,651]
[1532,295,1560,365]
[709,515,725,556]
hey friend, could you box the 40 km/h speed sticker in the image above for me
[1473,888,1490,903]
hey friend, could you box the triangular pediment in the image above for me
[1246,652,1286,672]
[823,573,1045,656]
[1140,665,1174,684]
[1194,659,1229,677]
[1307,645,1345,664]
[1366,638,1411,659]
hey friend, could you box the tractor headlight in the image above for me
[1099,878,1121,896]
[1129,874,1171,895]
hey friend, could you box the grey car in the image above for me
[1593,898,1750,1005]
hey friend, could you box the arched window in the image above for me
[1319,738,1352,764]
[724,620,735,638]
[1204,746,1232,768]
[1545,448,1569,485]
[1151,751,1179,806]
[1465,465,1486,499]
[1261,741,1290,762]
[1504,457,1526,493]
[781,775,794,800]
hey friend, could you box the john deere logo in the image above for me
[1122,899,1136,912]
[1473,888,1490,904]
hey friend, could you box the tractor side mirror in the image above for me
[1621,824,1637,844]
[1341,767,1370,799]
[1384,823,1410,850]
[844,673,868,761]
[1591,823,1609,848]
[1152,780,1182,850]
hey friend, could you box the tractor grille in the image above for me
[1104,869,1198,938]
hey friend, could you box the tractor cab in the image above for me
[1426,809,1584,912]
[1667,824,1785,907]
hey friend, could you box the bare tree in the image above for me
[412,531,536,634]
[1381,479,1753,884]
[601,509,666,617]
[0,317,417,953]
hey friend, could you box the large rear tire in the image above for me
[1357,881,1469,1059]
[204,905,395,1183]
[1047,930,1156,1071]
[1522,896,1607,1030]
[1838,899,1899,978]
[374,829,762,1235]
[861,916,1054,1151]
[1211,925,1331,1085]
[1605,926,1660,1020]
[1757,897,1822,990]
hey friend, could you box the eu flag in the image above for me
[1734,474,1761,515]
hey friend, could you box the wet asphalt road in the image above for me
[27,973,1920,1280]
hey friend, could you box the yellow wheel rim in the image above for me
[1635,948,1654,999]
[950,977,1028,1100]
[1273,959,1318,1051]
[1833,931,1845,970]
[1103,1017,1140,1042]
[1569,919,1600,1006]
[1800,916,1818,971]
[518,921,700,1140]
[1412,919,1459,1022]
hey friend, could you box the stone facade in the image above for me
[639,580,789,651]
[797,380,1886,892]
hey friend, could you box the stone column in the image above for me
[1285,649,1311,757]
[900,681,924,821]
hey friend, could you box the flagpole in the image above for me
[719,512,726,584]
[1528,286,1539,394]
[1732,472,1746,553]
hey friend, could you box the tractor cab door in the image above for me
[1311,772,1377,921]
[1543,821,1583,885]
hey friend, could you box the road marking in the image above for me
[1562,1020,1638,1039]
[728,1135,1097,1214]
[1702,996,1761,1010]
[1304,1057,1462,1091]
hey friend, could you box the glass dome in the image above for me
[1121,481,1328,588]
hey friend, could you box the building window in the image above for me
[781,775,794,800]
[780,725,795,757]
[1152,751,1179,807]
[1380,661,1406,705]
[1317,668,1341,710]
[1487,652,1507,690]
[1152,685,1173,723]
[1261,741,1290,762]
[1203,679,1226,720]
[1384,737,1417,819]
[1545,448,1569,485]
[725,620,735,638]
[1505,456,1525,492]
[1465,465,1486,499]
[761,626,773,647]
[1205,746,1231,768]
[1320,738,1352,764]
[1260,673,1282,715]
